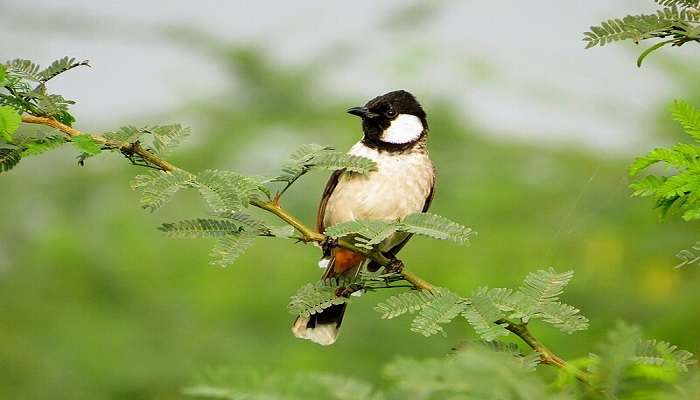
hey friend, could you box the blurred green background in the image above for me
[1,1,699,399]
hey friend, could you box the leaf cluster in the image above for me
[583,2,700,66]
[324,212,474,249]
[629,100,700,221]
[185,326,696,400]
[374,268,588,340]
[0,57,194,174]
[272,143,376,190]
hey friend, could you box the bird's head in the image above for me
[347,90,428,150]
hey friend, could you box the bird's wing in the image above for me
[386,178,435,257]
[316,169,344,233]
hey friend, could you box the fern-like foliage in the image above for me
[5,59,41,81]
[409,291,465,336]
[0,147,21,173]
[273,143,376,185]
[324,212,473,249]
[476,340,541,371]
[462,287,510,341]
[184,370,382,400]
[21,135,66,156]
[385,347,552,399]
[655,0,700,8]
[150,124,190,155]
[307,152,377,174]
[374,269,587,341]
[287,279,356,318]
[374,288,448,319]
[583,3,700,65]
[634,339,697,372]
[36,57,90,83]
[373,287,468,337]
[629,100,700,221]
[195,169,266,213]
[159,219,243,238]
[397,212,473,244]
[131,170,195,212]
[209,232,256,267]
[103,126,146,146]
[324,219,398,249]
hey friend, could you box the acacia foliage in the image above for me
[583,1,700,66]
[629,100,700,221]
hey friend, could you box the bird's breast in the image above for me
[323,142,434,233]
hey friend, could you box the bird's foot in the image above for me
[385,258,405,275]
[321,237,337,255]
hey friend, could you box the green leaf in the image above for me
[0,105,22,142]
[540,302,589,334]
[385,347,551,399]
[397,212,474,244]
[55,111,75,127]
[634,339,697,372]
[131,170,195,212]
[670,100,700,140]
[462,287,510,341]
[519,268,573,306]
[682,207,700,221]
[21,135,65,156]
[324,219,397,249]
[195,169,265,213]
[629,144,700,177]
[218,211,271,233]
[288,279,355,318]
[209,232,256,267]
[375,288,449,319]
[310,152,377,174]
[655,0,700,8]
[275,144,332,183]
[158,219,243,238]
[5,59,41,81]
[71,135,102,155]
[104,126,145,146]
[37,57,89,82]
[34,93,75,117]
[0,64,6,85]
[0,147,21,173]
[150,124,189,155]
[630,175,666,197]
[506,268,576,322]
[274,144,376,184]
[410,289,466,337]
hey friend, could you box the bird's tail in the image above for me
[291,247,365,346]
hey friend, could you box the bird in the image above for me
[292,90,436,345]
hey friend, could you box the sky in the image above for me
[1,0,697,153]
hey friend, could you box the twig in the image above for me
[21,115,177,172]
[19,114,592,386]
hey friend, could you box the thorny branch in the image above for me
[20,114,592,385]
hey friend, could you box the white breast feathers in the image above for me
[322,142,434,248]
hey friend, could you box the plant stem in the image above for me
[20,114,590,386]
[21,115,178,172]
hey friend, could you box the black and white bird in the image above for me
[292,90,436,345]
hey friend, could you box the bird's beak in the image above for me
[347,106,378,118]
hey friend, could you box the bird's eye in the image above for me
[385,107,397,118]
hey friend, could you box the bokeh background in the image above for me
[1,1,699,399]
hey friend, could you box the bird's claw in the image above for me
[385,259,405,274]
[321,237,338,254]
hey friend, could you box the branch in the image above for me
[18,114,590,385]
[21,115,178,172]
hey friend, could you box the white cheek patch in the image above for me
[381,114,424,144]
